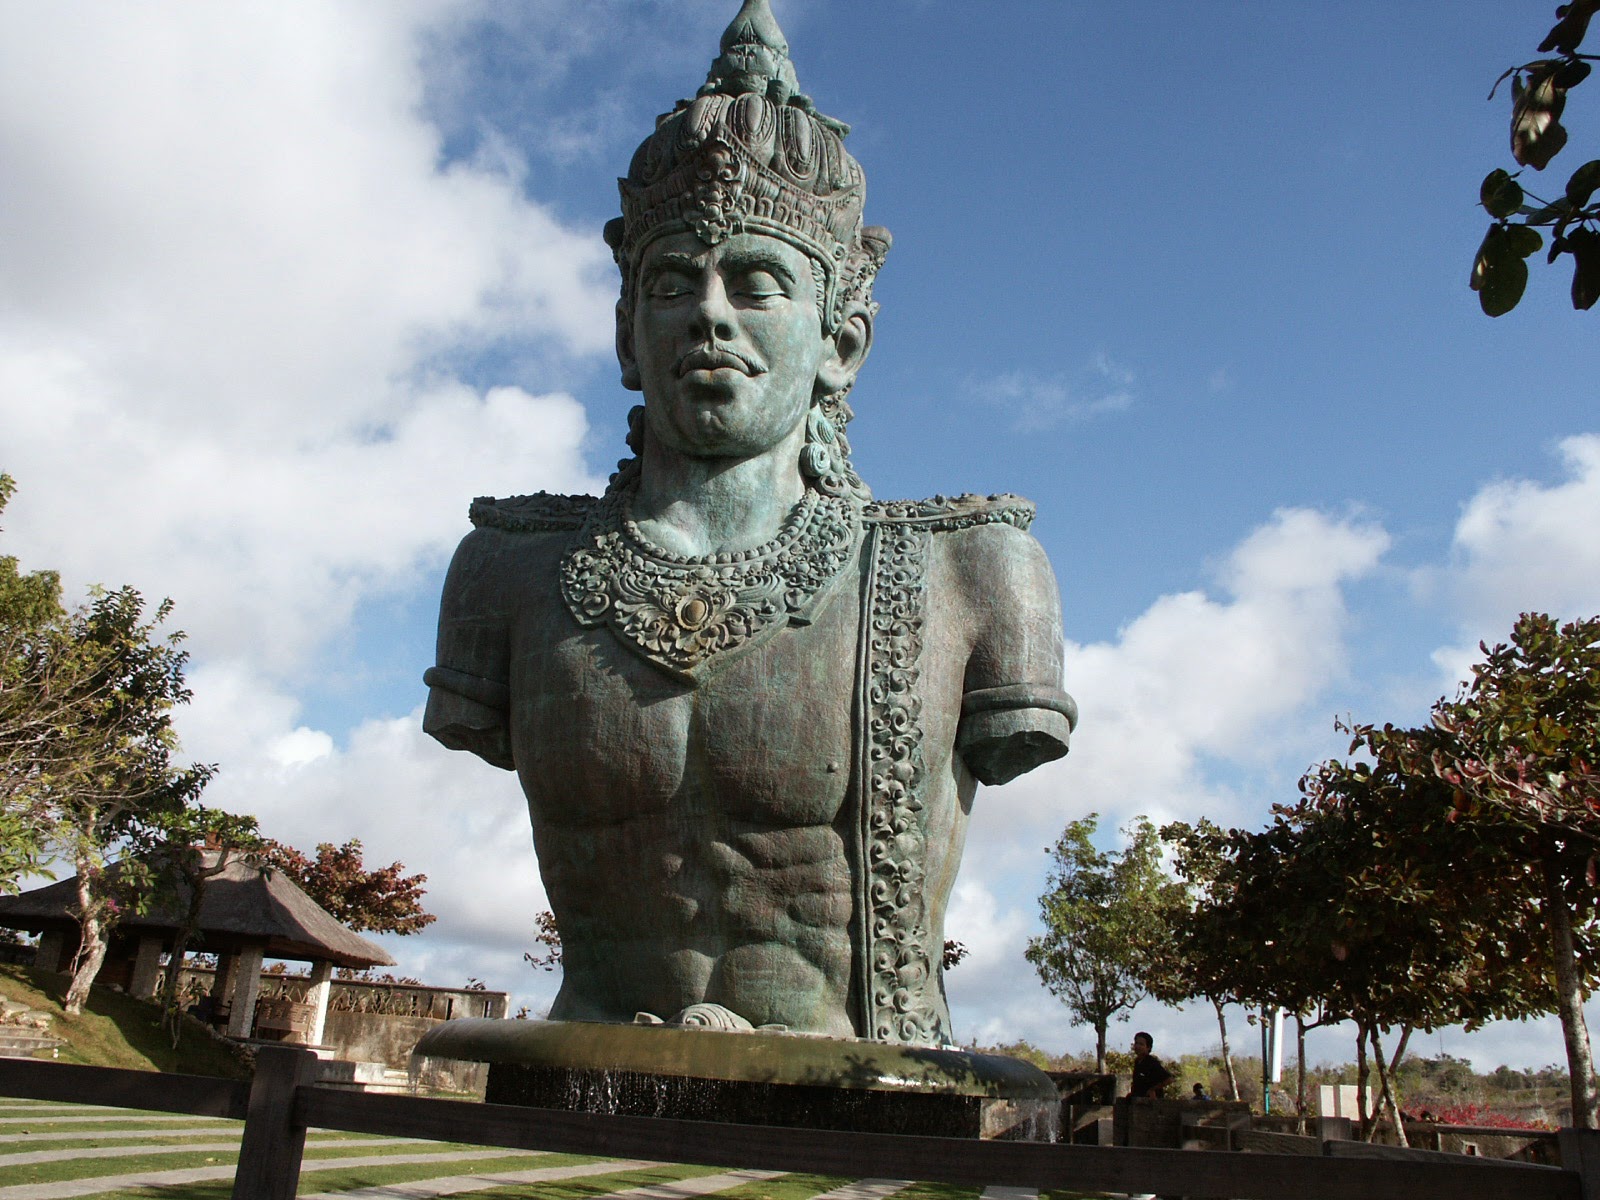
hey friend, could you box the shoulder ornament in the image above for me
[469,492,598,534]
[864,493,1035,533]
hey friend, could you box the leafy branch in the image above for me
[1473,1,1600,314]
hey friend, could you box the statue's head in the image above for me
[605,0,889,497]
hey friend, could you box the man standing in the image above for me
[424,0,1075,1046]
[1129,1031,1173,1099]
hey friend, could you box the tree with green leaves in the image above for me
[1166,815,1340,1117]
[3,472,216,1012]
[257,838,435,935]
[1168,760,1546,1142]
[47,587,214,1014]
[2,473,72,890]
[151,807,263,1045]
[1155,818,1255,1102]
[1025,814,1186,1073]
[1473,1,1600,315]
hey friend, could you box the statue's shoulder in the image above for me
[467,491,598,534]
[868,493,1058,620]
[863,492,1036,534]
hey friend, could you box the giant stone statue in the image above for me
[423,0,1075,1050]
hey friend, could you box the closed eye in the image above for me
[731,270,789,303]
[647,277,693,300]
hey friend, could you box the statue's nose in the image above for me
[690,279,736,342]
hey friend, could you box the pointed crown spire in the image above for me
[703,0,800,104]
[604,0,890,333]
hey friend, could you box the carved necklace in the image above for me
[559,480,861,680]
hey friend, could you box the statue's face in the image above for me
[627,230,830,462]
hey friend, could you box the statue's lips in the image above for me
[676,347,763,378]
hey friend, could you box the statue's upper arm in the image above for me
[950,522,1076,786]
[423,527,515,771]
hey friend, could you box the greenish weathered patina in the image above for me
[423,0,1076,1048]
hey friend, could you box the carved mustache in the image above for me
[675,345,764,377]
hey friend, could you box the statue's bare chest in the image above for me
[508,564,861,831]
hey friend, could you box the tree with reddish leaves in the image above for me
[1164,615,1600,1133]
[1369,613,1600,1128]
[1169,751,1549,1143]
[257,837,435,935]
[1295,736,1551,1141]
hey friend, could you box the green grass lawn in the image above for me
[0,963,250,1078]
[0,1095,1122,1200]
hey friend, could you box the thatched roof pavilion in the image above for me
[0,851,394,1041]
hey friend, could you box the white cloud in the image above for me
[1432,434,1600,682]
[942,508,1388,1046]
[967,508,1388,867]
[269,728,334,771]
[0,4,612,671]
[0,5,613,1016]
[978,357,1136,433]
[179,657,555,1009]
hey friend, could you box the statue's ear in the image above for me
[616,302,642,391]
[816,304,873,397]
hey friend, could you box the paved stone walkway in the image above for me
[0,1098,1040,1200]
[0,1134,427,1166]
[809,1181,916,1200]
[0,1126,239,1144]
[0,1113,222,1126]
[303,1164,775,1200]
[0,1146,542,1200]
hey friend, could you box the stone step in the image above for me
[1,1016,54,1031]
[310,1060,418,1094]
[0,1031,63,1059]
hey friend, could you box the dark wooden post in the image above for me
[1561,1129,1600,1200]
[232,1044,319,1200]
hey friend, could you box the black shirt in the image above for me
[1130,1053,1171,1098]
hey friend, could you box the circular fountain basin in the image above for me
[413,1018,1060,1140]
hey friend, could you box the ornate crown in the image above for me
[603,0,891,332]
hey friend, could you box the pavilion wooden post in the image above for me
[211,952,237,1005]
[227,944,265,1038]
[32,930,66,973]
[304,958,335,1046]
[129,935,164,1000]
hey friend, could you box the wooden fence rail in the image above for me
[0,1056,247,1119]
[2,1045,1595,1200]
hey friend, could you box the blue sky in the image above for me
[1,1,1597,1074]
